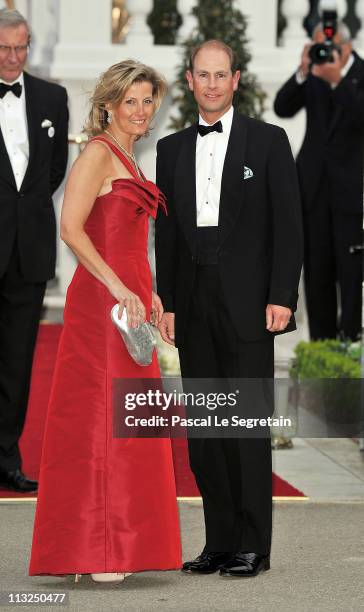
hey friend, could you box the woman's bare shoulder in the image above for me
[80,138,113,161]
[71,139,113,174]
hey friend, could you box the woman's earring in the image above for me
[143,119,155,138]
[107,110,113,124]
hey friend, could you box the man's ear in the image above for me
[233,70,241,92]
[186,70,194,92]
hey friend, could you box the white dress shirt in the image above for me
[332,52,355,88]
[196,105,234,227]
[0,72,29,190]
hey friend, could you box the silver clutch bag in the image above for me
[110,304,156,366]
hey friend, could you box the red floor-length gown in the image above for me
[29,138,182,576]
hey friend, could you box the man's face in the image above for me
[186,46,240,120]
[313,29,352,67]
[0,24,29,83]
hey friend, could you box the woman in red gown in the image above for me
[29,60,182,582]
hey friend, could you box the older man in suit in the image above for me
[155,40,303,577]
[274,22,364,341]
[0,9,68,492]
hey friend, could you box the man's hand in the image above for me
[158,312,175,346]
[266,304,292,332]
[150,292,164,326]
[298,42,312,79]
[311,50,342,85]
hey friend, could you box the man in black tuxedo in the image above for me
[0,9,68,492]
[274,22,364,341]
[155,40,303,577]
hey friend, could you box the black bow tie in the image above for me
[198,121,223,137]
[0,82,22,99]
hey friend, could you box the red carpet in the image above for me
[1,324,305,499]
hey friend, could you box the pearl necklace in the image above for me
[104,130,142,179]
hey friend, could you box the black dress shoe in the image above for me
[182,552,232,574]
[0,469,38,493]
[219,552,270,577]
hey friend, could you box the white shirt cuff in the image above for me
[295,70,307,85]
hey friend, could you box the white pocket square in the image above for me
[41,119,52,128]
[243,166,254,180]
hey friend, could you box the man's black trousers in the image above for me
[0,241,46,471]
[303,175,362,341]
[178,263,274,555]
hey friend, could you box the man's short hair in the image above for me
[0,8,30,40]
[313,20,351,43]
[189,39,239,73]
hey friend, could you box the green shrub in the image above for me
[290,340,361,379]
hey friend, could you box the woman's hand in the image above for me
[112,285,146,328]
[150,292,164,326]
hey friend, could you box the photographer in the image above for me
[274,19,364,341]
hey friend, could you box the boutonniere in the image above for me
[41,119,55,138]
[243,166,254,180]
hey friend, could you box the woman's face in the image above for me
[108,80,155,138]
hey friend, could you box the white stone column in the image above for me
[235,0,278,50]
[354,0,364,48]
[58,0,111,46]
[125,0,153,47]
[49,1,113,301]
[281,0,310,47]
[28,0,58,78]
[52,0,113,77]
[177,0,197,41]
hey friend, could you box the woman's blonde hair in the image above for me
[84,59,167,137]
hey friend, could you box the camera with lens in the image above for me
[309,10,341,65]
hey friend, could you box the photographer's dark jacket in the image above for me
[273,51,364,214]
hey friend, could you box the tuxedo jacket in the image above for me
[0,71,69,282]
[274,52,364,214]
[155,110,303,347]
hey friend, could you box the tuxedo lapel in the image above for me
[0,124,16,188]
[328,55,364,139]
[308,75,332,135]
[174,124,198,254]
[218,111,247,247]
[21,72,40,190]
